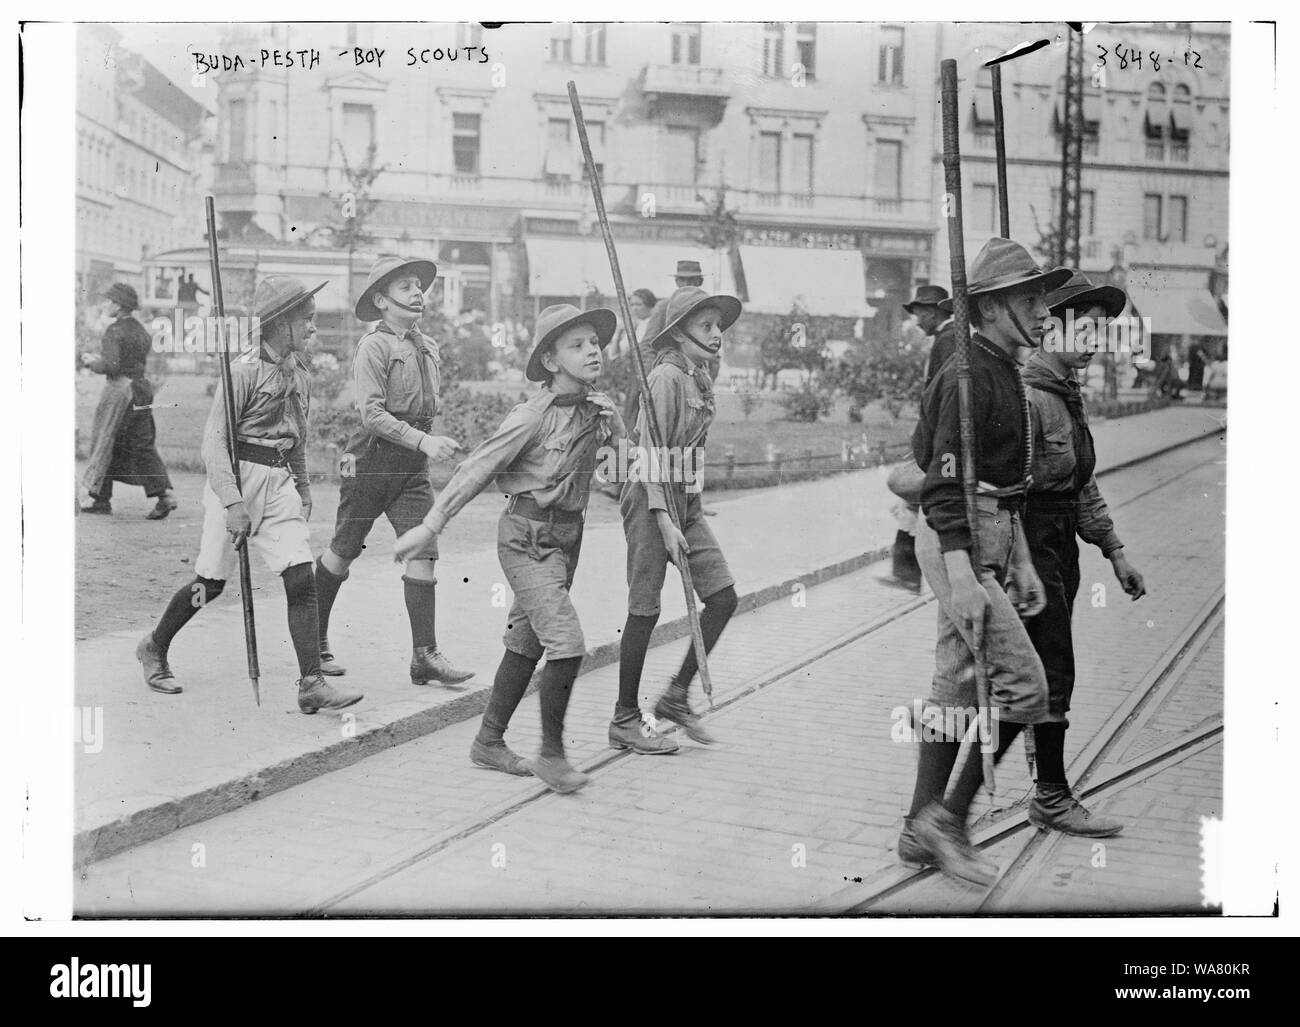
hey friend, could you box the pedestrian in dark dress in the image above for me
[81,282,177,519]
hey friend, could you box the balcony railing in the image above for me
[642,63,731,99]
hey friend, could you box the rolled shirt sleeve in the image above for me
[354,336,431,453]
[422,406,542,534]
[1076,474,1123,557]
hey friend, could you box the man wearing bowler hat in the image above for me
[899,238,1069,887]
[314,255,474,687]
[1021,270,1147,837]
[135,275,363,713]
[81,282,178,519]
[884,284,958,590]
[394,304,626,794]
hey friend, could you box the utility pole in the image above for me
[1056,27,1085,268]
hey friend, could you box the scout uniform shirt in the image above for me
[912,333,1032,553]
[345,318,441,459]
[634,348,714,512]
[422,389,625,534]
[201,347,312,508]
[1022,351,1123,557]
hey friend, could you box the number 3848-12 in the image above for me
[1095,45,1202,72]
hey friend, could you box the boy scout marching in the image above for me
[135,276,362,714]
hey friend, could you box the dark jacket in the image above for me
[1022,353,1123,556]
[924,320,956,384]
[912,334,1030,553]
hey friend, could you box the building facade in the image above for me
[76,25,213,308]
[929,22,1230,362]
[205,21,945,348]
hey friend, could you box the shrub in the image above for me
[782,379,834,422]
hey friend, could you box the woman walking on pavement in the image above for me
[81,282,177,519]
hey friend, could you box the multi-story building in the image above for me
[205,21,943,349]
[76,25,212,307]
[930,22,1230,364]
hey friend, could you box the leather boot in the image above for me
[897,817,934,869]
[136,633,181,694]
[527,754,589,794]
[297,673,363,714]
[81,497,112,515]
[888,531,923,592]
[1029,783,1123,837]
[145,492,179,520]
[318,636,346,676]
[410,646,475,688]
[470,738,533,776]
[608,705,679,755]
[654,680,715,745]
[911,801,998,888]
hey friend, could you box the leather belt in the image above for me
[236,440,291,468]
[506,494,583,524]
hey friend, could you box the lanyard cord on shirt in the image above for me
[972,336,1034,495]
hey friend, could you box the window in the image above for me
[453,113,481,175]
[342,103,375,165]
[548,23,572,63]
[1143,193,1162,240]
[1169,195,1188,242]
[762,23,784,78]
[794,23,816,80]
[544,117,573,177]
[1050,186,1096,236]
[671,23,701,65]
[972,184,997,233]
[757,131,781,193]
[227,98,247,162]
[875,139,902,199]
[1145,82,1167,160]
[791,133,814,193]
[574,23,606,66]
[664,125,700,185]
[878,26,904,84]
[581,120,606,180]
[1170,84,1191,161]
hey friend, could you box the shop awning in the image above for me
[737,245,874,316]
[1127,282,1228,337]
[524,239,735,299]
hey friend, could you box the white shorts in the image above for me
[194,462,314,580]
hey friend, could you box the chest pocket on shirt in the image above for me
[1040,413,1073,453]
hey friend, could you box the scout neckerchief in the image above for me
[546,387,607,507]
[1023,356,1096,490]
[653,347,715,450]
[378,319,437,417]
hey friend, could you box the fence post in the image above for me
[772,448,784,476]
[874,440,888,465]
[725,445,736,481]
[803,447,813,469]
[841,439,850,466]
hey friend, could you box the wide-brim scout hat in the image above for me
[938,238,1073,314]
[650,286,742,350]
[526,303,618,382]
[104,282,139,311]
[354,255,438,323]
[1045,269,1128,320]
[246,275,327,348]
[902,284,950,314]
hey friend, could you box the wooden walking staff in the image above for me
[567,81,716,709]
[986,54,1038,779]
[939,60,995,800]
[205,196,261,706]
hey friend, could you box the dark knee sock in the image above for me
[1033,722,1069,786]
[478,649,540,745]
[907,737,962,818]
[944,722,1026,821]
[153,576,225,651]
[282,563,321,678]
[314,554,348,642]
[617,612,660,710]
[538,656,583,758]
[674,585,737,689]
[402,568,438,648]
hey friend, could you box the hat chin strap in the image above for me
[1007,304,1042,349]
[679,327,721,356]
[386,298,424,314]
